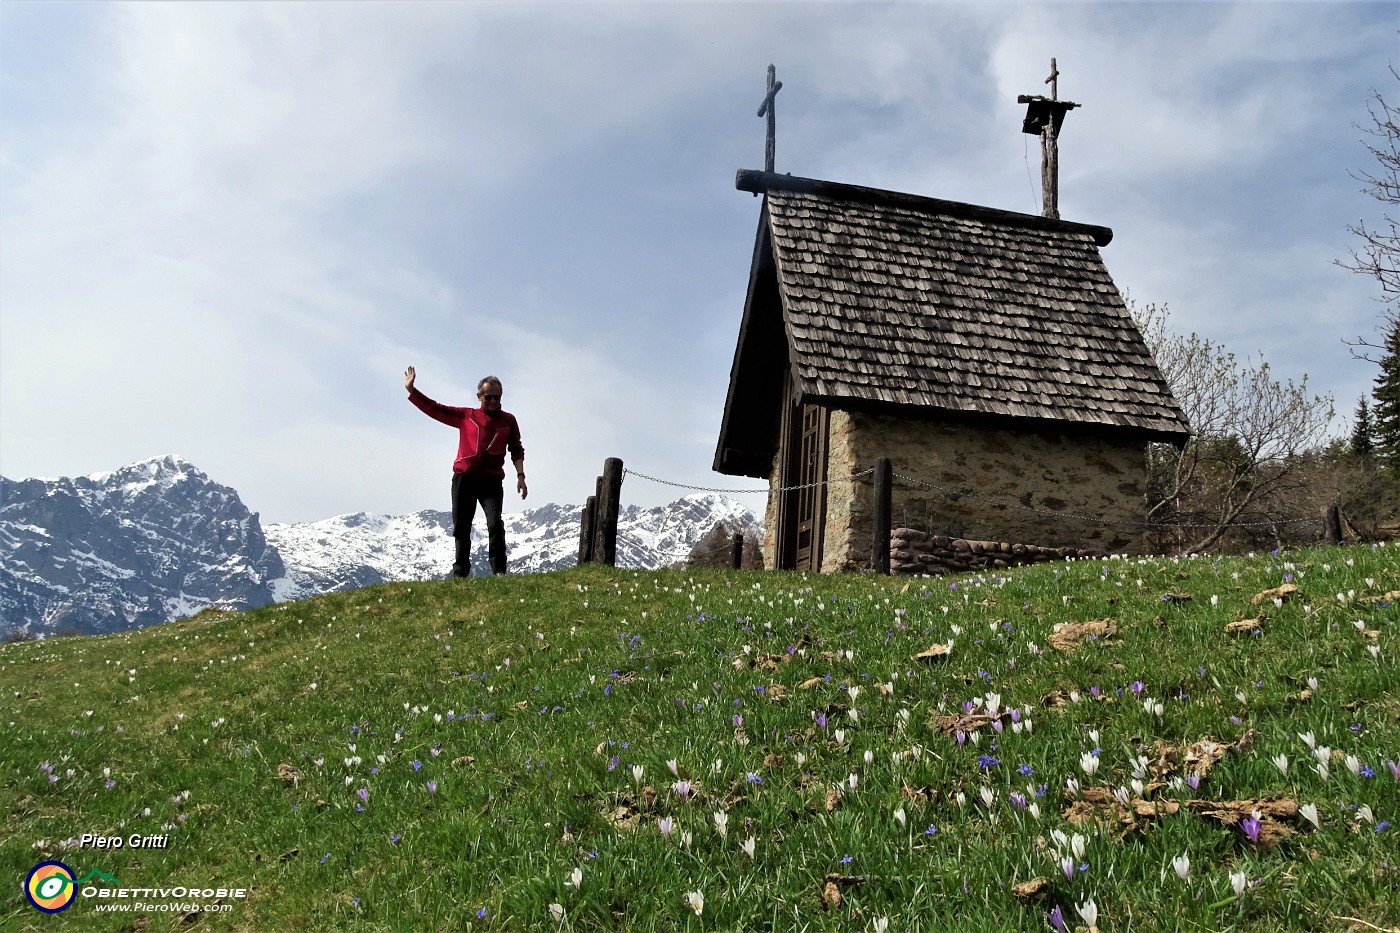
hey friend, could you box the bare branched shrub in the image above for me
[1131,300,1335,553]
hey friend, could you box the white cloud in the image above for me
[1,1,1392,525]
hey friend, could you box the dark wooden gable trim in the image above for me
[736,168,1114,247]
[713,202,793,478]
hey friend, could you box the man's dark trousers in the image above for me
[450,473,506,576]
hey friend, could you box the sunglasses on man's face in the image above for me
[481,394,501,402]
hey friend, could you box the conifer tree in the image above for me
[1350,397,1375,457]
[1373,316,1400,467]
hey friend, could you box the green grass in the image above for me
[1,544,1397,932]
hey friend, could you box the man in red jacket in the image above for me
[405,366,527,577]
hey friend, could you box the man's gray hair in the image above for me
[477,375,503,394]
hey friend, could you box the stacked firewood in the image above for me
[889,527,1101,575]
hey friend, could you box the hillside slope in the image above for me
[1,545,1395,931]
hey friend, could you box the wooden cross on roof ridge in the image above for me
[1018,57,1079,220]
[756,64,782,175]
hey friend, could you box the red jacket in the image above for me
[409,388,524,479]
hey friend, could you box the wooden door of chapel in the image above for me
[778,379,828,571]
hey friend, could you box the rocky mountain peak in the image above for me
[1,457,762,638]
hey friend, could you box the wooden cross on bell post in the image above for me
[756,64,782,179]
[1017,57,1079,220]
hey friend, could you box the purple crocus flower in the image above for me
[1048,905,1068,933]
[1240,815,1261,844]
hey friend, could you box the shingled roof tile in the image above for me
[714,171,1192,475]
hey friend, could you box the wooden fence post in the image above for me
[579,496,597,564]
[1322,503,1343,545]
[732,534,744,570]
[872,457,892,574]
[592,458,624,567]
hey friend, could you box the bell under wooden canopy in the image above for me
[1018,95,1079,136]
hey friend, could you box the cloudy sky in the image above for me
[1,1,1394,525]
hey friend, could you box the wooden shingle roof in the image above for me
[714,170,1191,478]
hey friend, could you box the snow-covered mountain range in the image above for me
[0,456,761,638]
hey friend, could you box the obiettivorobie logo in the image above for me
[24,862,120,913]
[23,861,247,914]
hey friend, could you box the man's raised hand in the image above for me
[404,365,416,392]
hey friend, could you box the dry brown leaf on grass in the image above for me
[603,803,641,832]
[277,763,302,787]
[820,873,864,911]
[1182,736,1241,778]
[932,712,1003,735]
[1225,616,1265,634]
[1185,797,1299,850]
[1251,583,1300,605]
[1062,787,1181,830]
[916,642,953,662]
[901,783,935,805]
[1048,619,1118,652]
[798,677,823,690]
[1012,878,1049,900]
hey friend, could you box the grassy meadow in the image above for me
[1,544,1397,932]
